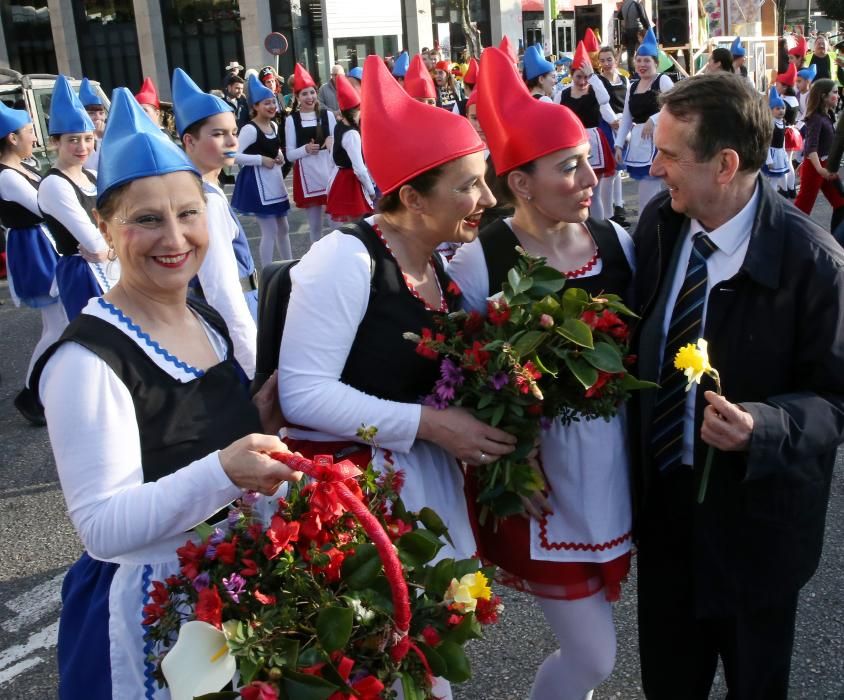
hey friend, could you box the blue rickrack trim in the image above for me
[90,261,113,292]
[141,565,157,699]
[97,297,205,378]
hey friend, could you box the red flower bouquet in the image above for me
[405,249,654,525]
[144,453,500,699]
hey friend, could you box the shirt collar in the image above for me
[688,182,760,256]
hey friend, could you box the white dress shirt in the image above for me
[659,184,759,465]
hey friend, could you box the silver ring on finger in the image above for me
[479,451,487,464]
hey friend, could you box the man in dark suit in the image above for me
[631,72,844,700]
[223,73,250,130]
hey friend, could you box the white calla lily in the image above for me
[161,620,237,700]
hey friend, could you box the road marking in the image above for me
[0,657,43,685]
[1,573,64,633]
[0,620,59,682]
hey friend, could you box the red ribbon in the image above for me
[271,452,411,660]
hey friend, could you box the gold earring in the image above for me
[107,246,117,262]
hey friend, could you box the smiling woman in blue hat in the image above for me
[31,87,300,699]
[38,75,119,321]
[0,102,67,425]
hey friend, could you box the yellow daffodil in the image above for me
[445,572,492,613]
[161,620,237,700]
[674,339,713,391]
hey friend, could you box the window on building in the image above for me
[0,0,57,75]
[333,36,399,72]
[72,0,143,94]
[159,0,244,92]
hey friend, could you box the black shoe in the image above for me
[612,205,628,225]
[14,387,46,426]
[788,189,797,199]
[777,188,789,198]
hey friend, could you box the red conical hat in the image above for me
[361,54,483,194]
[464,57,479,85]
[335,73,360,111]
[776,63,797,86]
[404,54,437,100]
[788,36,807,58]
[583,28,601,53]
[466,88,478,109]
[499,36,518,64]
[293,63,317,93]
[134,77,160,109]
[572,41,591,72]
[476,46,586,175]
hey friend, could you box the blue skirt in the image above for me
[232,166,291,217]
[56,255,102,321]
[58,553,119,699]
[627,165,658,180]
[6,225,58,307]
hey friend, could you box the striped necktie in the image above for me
[651,232,718,473]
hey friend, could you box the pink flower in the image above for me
[240,681,279,700]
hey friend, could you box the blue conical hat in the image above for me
[49,75,95,135]
[172,68,233,137]
[768,87,785,110]
[0,102,32,140]
[523,44,554,80]
[392,51,410,77]
[348,66,363,80]
[78,77,102,107]
[636,28,659,58]
[797,63,817,81]
[96,88,199,207]
[246,74,275,106]
[730,36,746,57]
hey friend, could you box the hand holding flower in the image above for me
[701,391,753,452]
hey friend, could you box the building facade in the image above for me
[0,0,541,99]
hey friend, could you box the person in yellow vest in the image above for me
[803,34,840,86]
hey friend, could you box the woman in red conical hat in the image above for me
[433,59,462,113]
[285,63,336,245]
[556,41,617,220]
[278,65,513,700]
[325,74,375,224]
[135,77,161,127]
[448,45,634,700]
[404,53,438,105]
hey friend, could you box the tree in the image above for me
[450,0,483,58]
[817,0,844,22]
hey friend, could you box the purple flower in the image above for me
[241,490,260,506]
[440,358,465,386]
[222,573,247,603]
[540,417,553,431]
[204,545,217,560]
[193,572,210,592]
[489,372,509,391]
[422,393,449,410]
[227,509,243,527]
[433,378,456,403]
[209,528,226,546]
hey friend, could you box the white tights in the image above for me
[305,205,325,245]
[256,215,292,269]
[613,172,623,208]
[529,591,616,700]
[637,178,664,217]
[26,301,68,388]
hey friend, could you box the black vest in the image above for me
[292,110,330,148]
[0,163,43,228]
[40,168,97,256]
[629,76,667,124]
[559,88,602,128]
[31,298,261,487]
[332,122,355,169]
[479,218,632,298]
[771,122,785,149]
[242,121,280,158]
[339,220,458,403]
[598,73,628,114]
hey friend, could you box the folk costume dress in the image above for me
[279,220,475,561]
[232,119,290,218]
[39,76,118,321]
[325,74,375,223]
[285,108,336,208]
[171,67,261,334]
[34,87,270,700]
[0,161,58,308]
[279,55,488,568]
[449,219,634,600]
[615,72,673,178]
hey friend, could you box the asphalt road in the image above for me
[0,182,841,699]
